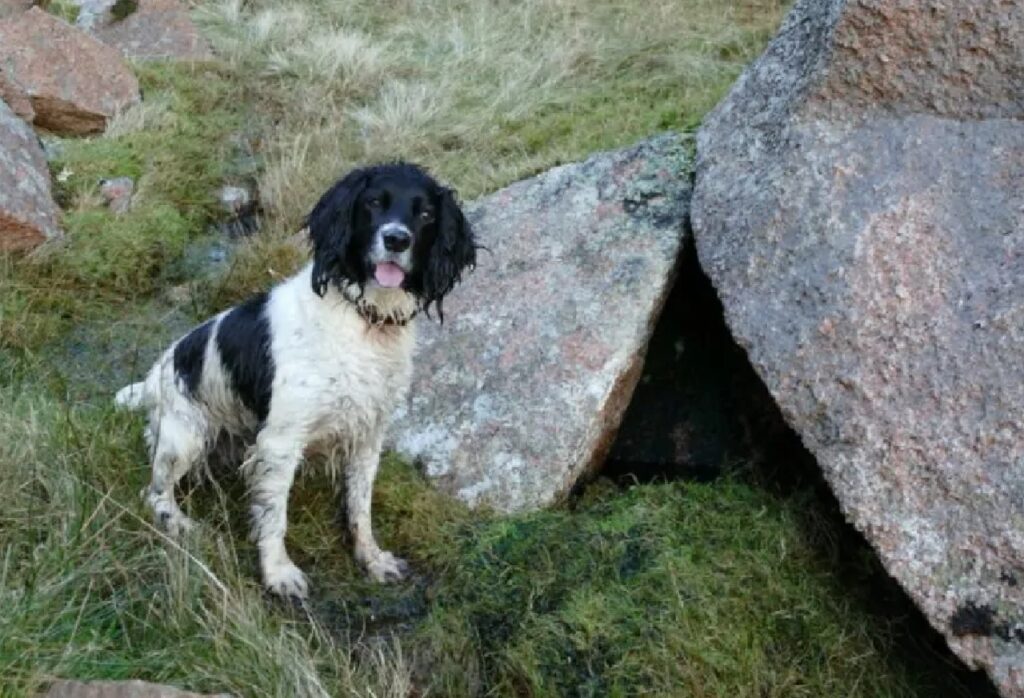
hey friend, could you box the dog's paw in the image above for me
[148,496,196,538]
[159,511,196,538]
[364,550,409,584]
[264,561,310,601]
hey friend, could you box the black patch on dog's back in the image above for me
[173,321,212,396]
[216,293,274,423]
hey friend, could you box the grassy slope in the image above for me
[0,1,988,696]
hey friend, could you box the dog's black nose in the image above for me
[383,230,411,252]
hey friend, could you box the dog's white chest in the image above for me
[267,276,415,448]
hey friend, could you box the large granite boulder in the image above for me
[691,0,1024,694]
[392,135,689,512]
[94,0,213,61]
[0,7,140,135]
[0,98,61,251]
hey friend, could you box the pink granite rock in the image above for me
[0,7,140,135]
[100,176,134,214]
[692,0,1024,694]
[0,0,31,19]
[0,69,34,122]
[391,135,689,512]
[95,0,213,61]
[0,97,61,251]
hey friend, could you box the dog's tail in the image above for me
[114,381,147,410]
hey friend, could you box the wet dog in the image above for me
[115,163,476,599]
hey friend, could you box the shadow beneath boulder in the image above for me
[606,238,1000,698]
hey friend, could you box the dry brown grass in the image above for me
[196,0,786,305]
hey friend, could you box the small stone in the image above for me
[43,678,233,698]
[0,7,140,135]
[99,176,134,214]
[39,135,66,163]
[217,185,249,214]
[390,134,689,513]
[0,98,62,251]
[73,0,118,31]
[216,184,261,238]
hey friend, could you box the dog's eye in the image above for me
[420,210,434,222]
[367,197,383,209]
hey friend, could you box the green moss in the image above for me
[414,480,944,697]
[58,206,191,292]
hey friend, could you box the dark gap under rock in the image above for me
[605,238,1000,698]
[606,235,789,484]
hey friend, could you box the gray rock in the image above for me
[39,135,66,162]
[0,98,61,251]
[215,184,261,237]
[73,0,118,31]
[100,176,134,214]
[691,0,1024,694]
[43,679,232,698]
[217,185,249,214]
[391,135,689,513]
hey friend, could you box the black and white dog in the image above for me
[115,163,476,599]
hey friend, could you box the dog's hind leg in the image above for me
[144,410,206,537]
[347,437,408,583]
[244,429,308,600]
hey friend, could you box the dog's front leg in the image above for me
[347,438,408,583]
[246,430,309,600]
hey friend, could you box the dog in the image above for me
[114,162,476,600]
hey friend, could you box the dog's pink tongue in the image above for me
[374,262,405,288]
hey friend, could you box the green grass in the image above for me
[0,389,408,697]
[38,0,80,23]
[0,382,974,696]
[0,0,992,695]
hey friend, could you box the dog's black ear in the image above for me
[306,168,370,297]
[422,186,476,321]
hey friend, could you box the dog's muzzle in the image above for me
[372,223,412,288]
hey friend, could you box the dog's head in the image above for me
[306,162,476,319]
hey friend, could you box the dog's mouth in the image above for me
[373,262,406,289]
